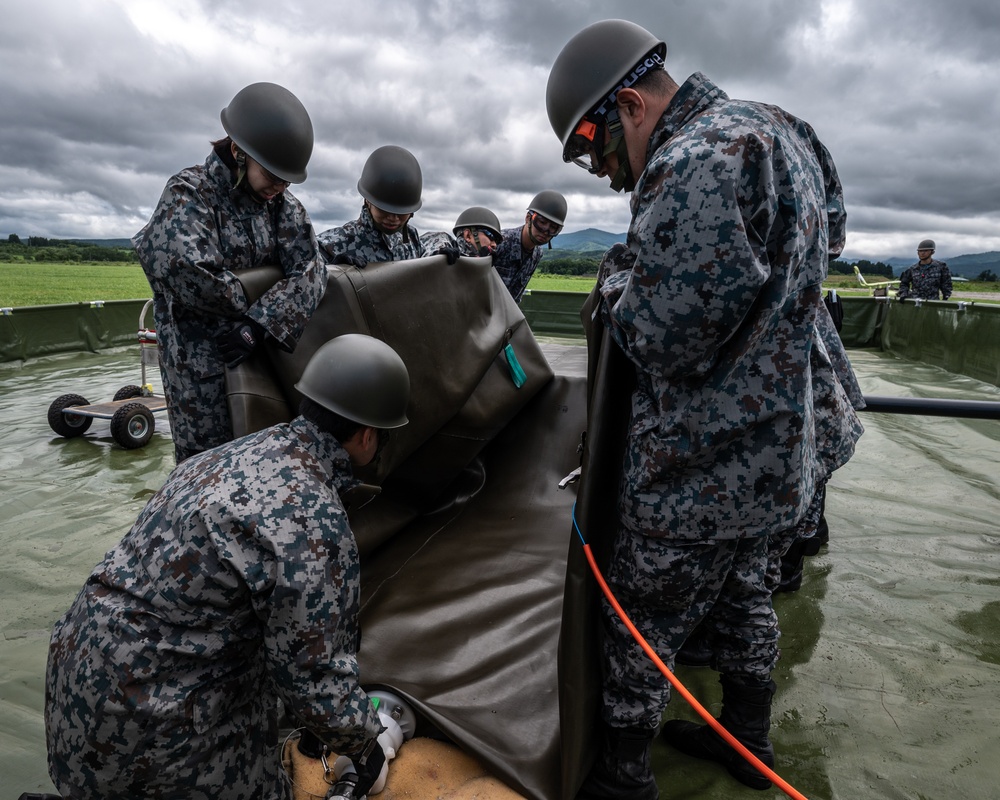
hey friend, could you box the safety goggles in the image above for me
[562,108,622,174]
[530,214,562,237]
[471,227,502,245]
[255,160,291,187]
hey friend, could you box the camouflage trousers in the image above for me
[766,481,828,593]
[599,531,777,729]
[160,364,233,464]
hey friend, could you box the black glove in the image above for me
[348,737,387,798]
[434,245,460,265]
[332,252,366,268]
[216,319,265,369]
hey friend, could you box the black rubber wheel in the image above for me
[47,393,93,438]
[110,403,155,449]
[113,384,143,401]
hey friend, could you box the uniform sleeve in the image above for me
[812,133,846,262]
[317,225,351,264]
[245,196,327,352]
[420,230,457,253]
[601,144,770,381]
[941,264,953,300]
[897,268,912,298]
[253,504,381,753]
[134,174,250,317]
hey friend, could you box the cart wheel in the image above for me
[113,384,143,401]
[110,403,155,449]
[47,394,93,438]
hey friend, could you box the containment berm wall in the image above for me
[3,293,999,388]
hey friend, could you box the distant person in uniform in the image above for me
[897,239,952,300]
[44,334,410,800]
[419,206,503,259]
[318,145,459,268]
[546,19,862,796]
[492,190,567,303]
[452,206,504,257]
[133,82,327,464]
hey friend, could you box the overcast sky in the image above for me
[1,0,998,261]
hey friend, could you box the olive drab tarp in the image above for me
[225,255,584,799]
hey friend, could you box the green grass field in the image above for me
[0,262,152,307]
[2,262,997,308]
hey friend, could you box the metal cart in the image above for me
[46,299,168,449]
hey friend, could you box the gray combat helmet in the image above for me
[453,206,502,240]
[545,20,666,152]
[546,20,666,192]
[358,145,423,214]
[220,82,313,183]
[528,190,568,226]
[918,239,936,251]
[295,334,410,429]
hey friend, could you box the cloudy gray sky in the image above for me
[1,0,998,261]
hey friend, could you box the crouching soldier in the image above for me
[44,334,410,800]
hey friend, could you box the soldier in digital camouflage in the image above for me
[318,145,445,267]
[897,238,953,300]
[420,206,504,260]
[547,20,863,797]
[44,334,410,800]
[492,190,567,303]
[133,82,327,465]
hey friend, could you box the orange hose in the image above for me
[581,542,809,800]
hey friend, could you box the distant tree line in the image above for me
[2,234,136,263]
[538,250,604,276]
[829,259,893,277]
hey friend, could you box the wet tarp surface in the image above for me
[3,344,1000,799]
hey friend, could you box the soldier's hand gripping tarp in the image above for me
[226,254,590,799]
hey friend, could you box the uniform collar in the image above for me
[646,72,729,163]
[287,415,359,496]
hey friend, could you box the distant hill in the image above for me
[552,228,626,253]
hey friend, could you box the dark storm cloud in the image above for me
[0,0,997,258]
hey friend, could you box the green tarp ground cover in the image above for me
[3,344,999,798]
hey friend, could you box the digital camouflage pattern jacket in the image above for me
[318,204,425,267]
[599,72,860,542]
[897,259,952,300]
[45,416,381,798]
[133,148,327,462]
[492,226,543,303]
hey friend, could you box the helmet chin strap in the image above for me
[602,110,635,193]
[232,146,268,204]
[232,147,249,188]
[608,137,634,193]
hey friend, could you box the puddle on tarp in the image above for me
[2,346,999,799]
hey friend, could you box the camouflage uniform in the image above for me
[767,247,867,588]
[45,416,381,799]
[420,230,486,258]
[133,147,327,464]
[318,205,425,266]
[492,226,543,303]
[595,73,861,727]
[897,259,952,300]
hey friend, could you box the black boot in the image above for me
[660,675,776,790]
[775,538,806,593]
[577,723,658,799]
